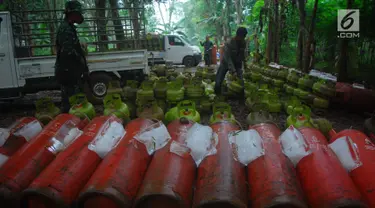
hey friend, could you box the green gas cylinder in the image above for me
[244,71,251,80]
[203,67,216,80]
[293,88,310,100]
[137,80,155,105]
[156,99,167,112]
[203,80,215,97]
[244,82,258,98]
[284,96,302,115]
[312,79,336,98]
[186,78,205,99]
[246,111,274,126]
[69,93,96,120]
[209,102,236,125]
[153,65,167,76]
[107,81,124,97]
[284,84,296,95]
[154,77,168,99]
[195,67,204,78]
[123,80,139,100]
[286,105,314,128]
[269,68,279,78]
[166,80,185,103]
[267,93,282,113]
[137,101,164,121]
[298,74,317,90]
[35,97,61,125]
[228,77,244,94]
[286,70,300,85]
[277,68,288,80]
[103,93,130,121]
[313,96,330,109]
[272,79,285,88]
[166,68,179,78]
[164,100,201,124]
[263,67,272,76]
[250,71,262,82]
[261,75,272,84]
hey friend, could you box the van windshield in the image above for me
[179,36,192,46]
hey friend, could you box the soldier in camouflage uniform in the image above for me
[214,27,248,96]
[55,0,88,113]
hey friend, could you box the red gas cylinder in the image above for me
[248,123,308,208]
[0,114,82,207]
[0,117,43,166]
[281,126,367,208]
[329,129,375,207]
[211,45,217,65]
[134,118,195,208]
[193,121,247,208]
[219,44,224,62]
[299,127,329,148]
[21,116,124,208]
[77,118,167,208]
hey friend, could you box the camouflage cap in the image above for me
[65,0,84,14]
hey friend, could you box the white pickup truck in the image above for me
[0,7,201,104]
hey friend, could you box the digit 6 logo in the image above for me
[341,11,356,30]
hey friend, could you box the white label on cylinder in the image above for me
[170,141,191,157]
[13,120,43,142]
[0,153,9,168]
[329,136,362,172]
[134,122,171,156]
[88,121,125,159]
[0,128,10,146]
[279,126,311,167]
[185,123,217,166]
[48,128,83,155]
[228,129,265,166]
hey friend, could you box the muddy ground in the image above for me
[0,89,367,132]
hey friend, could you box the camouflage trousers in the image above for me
[61,82,83,113]
[214,62,244,96]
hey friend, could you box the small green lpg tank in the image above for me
[286,105,314,129]
[103,93,130,122]
[164,100,201,124]
[209,102,236,125]
[35,97,61,125]
[69,93,96,120]
[166,80,185,103]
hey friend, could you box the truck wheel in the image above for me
[183,56,195,67]
[84,73,112,105]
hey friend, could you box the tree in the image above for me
[303,0,318,72]
[296,0,306,70]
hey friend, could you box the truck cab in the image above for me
[147,34,201,67]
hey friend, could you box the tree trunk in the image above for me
[265,0,274,64]
[273,0,279,63]
[234,0,242,25]
[337,0,354,82]
[109,0,125,49]
[95,0,108,52]
[303,0,318,72]
[296,0,306,70]
[225,0,231,36]
[279,2,286,47]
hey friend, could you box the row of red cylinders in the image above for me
[0,115,374,208]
